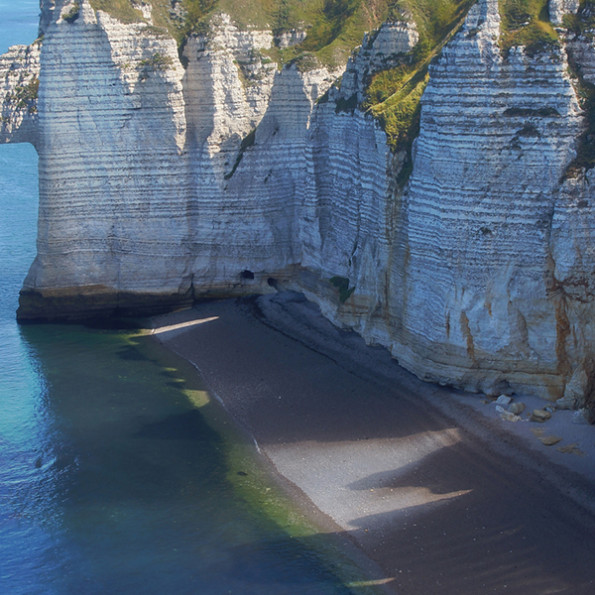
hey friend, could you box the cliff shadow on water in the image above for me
[4,320,373,593]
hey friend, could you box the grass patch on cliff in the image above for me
[88,0,198,37]
[87,1,393,67]
[84,1,472,73]
[178,0,218,38]
[365,69,429,152]
[298,0,394,68]
[330,276,355,303]
[362,0,474,162]
[179,0,415,69]
[10,76,39,114]
[386,0,473,47]
[499,0,559,55]
[89,0,144,23]
[214,0,399,69]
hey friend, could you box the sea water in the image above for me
[0,4,352,593]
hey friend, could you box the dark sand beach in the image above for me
[151,292,595,594]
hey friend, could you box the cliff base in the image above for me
[17,287,195,323]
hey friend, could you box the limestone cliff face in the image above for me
[387,0,584,399]
[181,13,337,294]
[14,0,193,317]
[2,0,594,410]
[297,20,419,348]
[305,0,594,407]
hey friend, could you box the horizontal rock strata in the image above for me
[2,0,594,410]
[20,0,193,317]
[391,0,583,399]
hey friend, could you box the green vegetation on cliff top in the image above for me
[88,0,392,65]
[364,0,475,154]
[89,0,144,24]
[87,1,591,162]
[86,0,476,157]
[89,1,476,67]
[499,0,558,54]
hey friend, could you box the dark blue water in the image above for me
[0,4,354,593]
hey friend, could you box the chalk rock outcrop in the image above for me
[16,0,192,318]
[181,13,337,295]
[298,20,420,346]
[549,0,580,25]
[389,0,584,399]
[0,42,40,145]
[2,0,594,411]
[300,0,595,407]
[11,1,340,318]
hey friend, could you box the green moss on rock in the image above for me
[330,276,355,303]
[10,76,39,114]
[499,0,559,55]
[63,1,81,23]
[363,0,475,168]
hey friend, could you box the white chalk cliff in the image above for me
[1,0,594,412]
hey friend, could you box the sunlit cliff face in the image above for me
[0,0,594,412]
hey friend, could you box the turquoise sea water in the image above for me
[0,4,351,593]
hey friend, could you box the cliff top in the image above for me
[87,0,476,68]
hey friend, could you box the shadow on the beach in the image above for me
[203,506,595,595]
[347,442,477,496]
[151,296,595,593]
[159,299,458,446]
[337,441,595,594]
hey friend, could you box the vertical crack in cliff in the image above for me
[554,296,572,379]
[460,310,477,366]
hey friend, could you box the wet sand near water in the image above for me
[151,292,595,594]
